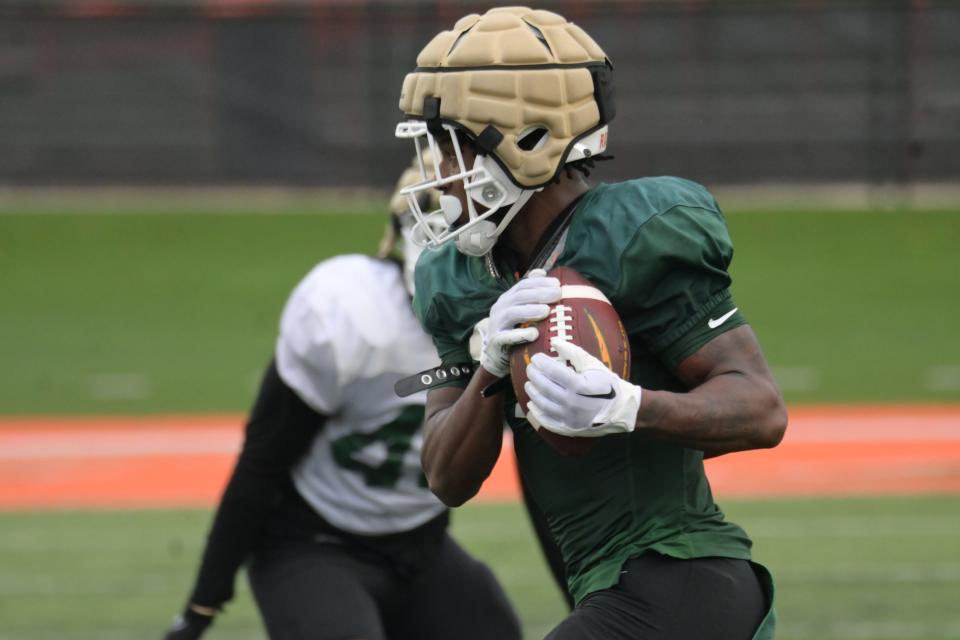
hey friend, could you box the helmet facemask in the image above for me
[395,7,616,257]
[380,152,444,295]
[395,120,538,257]
[397,205,444,295]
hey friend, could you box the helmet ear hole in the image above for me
[517,126,549,152]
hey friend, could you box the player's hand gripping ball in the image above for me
[510,267,631,456]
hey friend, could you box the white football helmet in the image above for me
[395,7,615,257]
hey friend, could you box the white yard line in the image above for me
[786,620,960,640]
[738,515,960,538]
[780,563,960,584]
[0,429,241,459]
[927,365,960,392]
[770,366,820,392]
[781,414,960,443]
[1,406,958,463]
[88,373,151,401]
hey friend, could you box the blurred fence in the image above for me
[1,0,958,188]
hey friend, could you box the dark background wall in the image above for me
[1,0,957,188]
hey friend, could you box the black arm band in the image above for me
[394,362,476,397]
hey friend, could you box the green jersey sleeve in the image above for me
[565,178,745,372]
[412,241,504,367]
[618,203,743,368]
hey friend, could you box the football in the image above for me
[510,266,631,456]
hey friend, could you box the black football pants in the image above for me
[246,495,521,640]
[545,552,767,640]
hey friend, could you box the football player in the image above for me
[395,7,787,640]
[161,156,521,640]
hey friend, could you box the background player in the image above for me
[396,7,787,639]
[161,157,521,640]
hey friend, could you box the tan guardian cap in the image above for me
[398,7,615,188]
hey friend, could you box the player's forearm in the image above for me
[190,360,325,607]
[421,370,506,507]
[187,454,289,608]
[635,372,787,454]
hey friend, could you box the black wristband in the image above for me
[394,362,476,397]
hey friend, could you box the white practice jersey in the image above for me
[275,255,445,536]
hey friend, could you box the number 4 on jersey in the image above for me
[331,406,428,488]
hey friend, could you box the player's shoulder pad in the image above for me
[278,254,408,371]
[565,178,734,312]
[584,178,728,253]
[586,177,721,230]
[412,243,495,339]
[411,242,457,320]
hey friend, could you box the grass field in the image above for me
[0,210,386,414]
[1,203,958,639]
[1,497,959,639]
[1,206,958,413]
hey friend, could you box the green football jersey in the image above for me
[413,177,756,604]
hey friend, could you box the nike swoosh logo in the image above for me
[707,308,738,329]
[578,387,616,400]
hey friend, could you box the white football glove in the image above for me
[525,339,642,438]
[477,269,561,378]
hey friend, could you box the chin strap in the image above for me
[454,188,537,257]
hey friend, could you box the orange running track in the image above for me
[1,406,958,510]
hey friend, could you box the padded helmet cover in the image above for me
[398,7,614,189]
